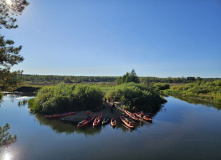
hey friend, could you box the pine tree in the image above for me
[0,0,29,91]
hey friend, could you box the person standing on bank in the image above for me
[132,106,136,113]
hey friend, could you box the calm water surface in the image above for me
[0,95,221,160]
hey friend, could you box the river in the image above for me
[0,94,221,160]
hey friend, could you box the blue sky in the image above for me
[2,0,221,77]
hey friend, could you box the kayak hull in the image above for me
[135,112,152,122]
[93,113,102,127]
[124,110,139,121]
[120,116,134,129]
[111,118,117,127]
[77,115,96,127]
[45,112,76,118]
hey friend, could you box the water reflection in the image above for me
[33,112,154,135]
[4,93,36,102]
[172,95,221,110]
[34,113,102,136]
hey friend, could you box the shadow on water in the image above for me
[34,113,102,136]
[33,113,154,135]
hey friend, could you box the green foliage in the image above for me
[0,0,29,29]
[163,80,221,105]
[123,105,130,111]
[140,76,221,84]
[22,74,117,84]
[116,69,140,84]
[0,123,17,147]
[28,83,103,113]
[106,83,166,112]
[0,0,29,91]
[63,77,73,83]
[28,98,41,112]
[0,91,3,100]
[18,99,28,105]
[153,83,170,91]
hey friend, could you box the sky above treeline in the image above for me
[2,0,221,78]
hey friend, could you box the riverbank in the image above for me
[162,80,221,105]
[58,102,125,122]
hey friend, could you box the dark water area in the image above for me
[1,95,221,160]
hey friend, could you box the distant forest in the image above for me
[22,74,220,84]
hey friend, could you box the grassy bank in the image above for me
[162,80,221,104]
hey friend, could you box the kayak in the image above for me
[102,117,110,125]
[124,110,139,121]
[77,114,96,128]
[44,112,76,118]
[93,113,103,127]
[137,111,153,117]
[111,118,117,127]
[135,112,152,122]
[120,116,134,129]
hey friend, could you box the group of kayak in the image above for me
[44,110,152,130]
[77,110,152,129]
[122,110,152,129]
[77,113,117,128]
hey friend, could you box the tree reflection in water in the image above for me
[33,113,156,135]
[34,113,102,136]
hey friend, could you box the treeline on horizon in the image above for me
[21,74,220,84]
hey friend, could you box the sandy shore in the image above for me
[60,102,125,122]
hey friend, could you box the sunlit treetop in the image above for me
[0,0,29,29]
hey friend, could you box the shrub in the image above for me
[0,91,3,100]
[28,83,103,114]
[106,83,166,112]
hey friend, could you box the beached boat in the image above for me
[120,116,134,129]
[102,117,110,125]
[44,112,76,118]
[77,115,96,128]
[135,112,152,122]
[138,111,153,117]
[93,113,102,127]
[111,118,117,127]
[124,110,139,121]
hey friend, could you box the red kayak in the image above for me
[44,112,76,118]
[93,113,102,127]
[77,115,96,128]
[120,116,134,129]
[135,112,152,122]
[124,110,139,121]
[138,111,153,117]
[111,118,117,127]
